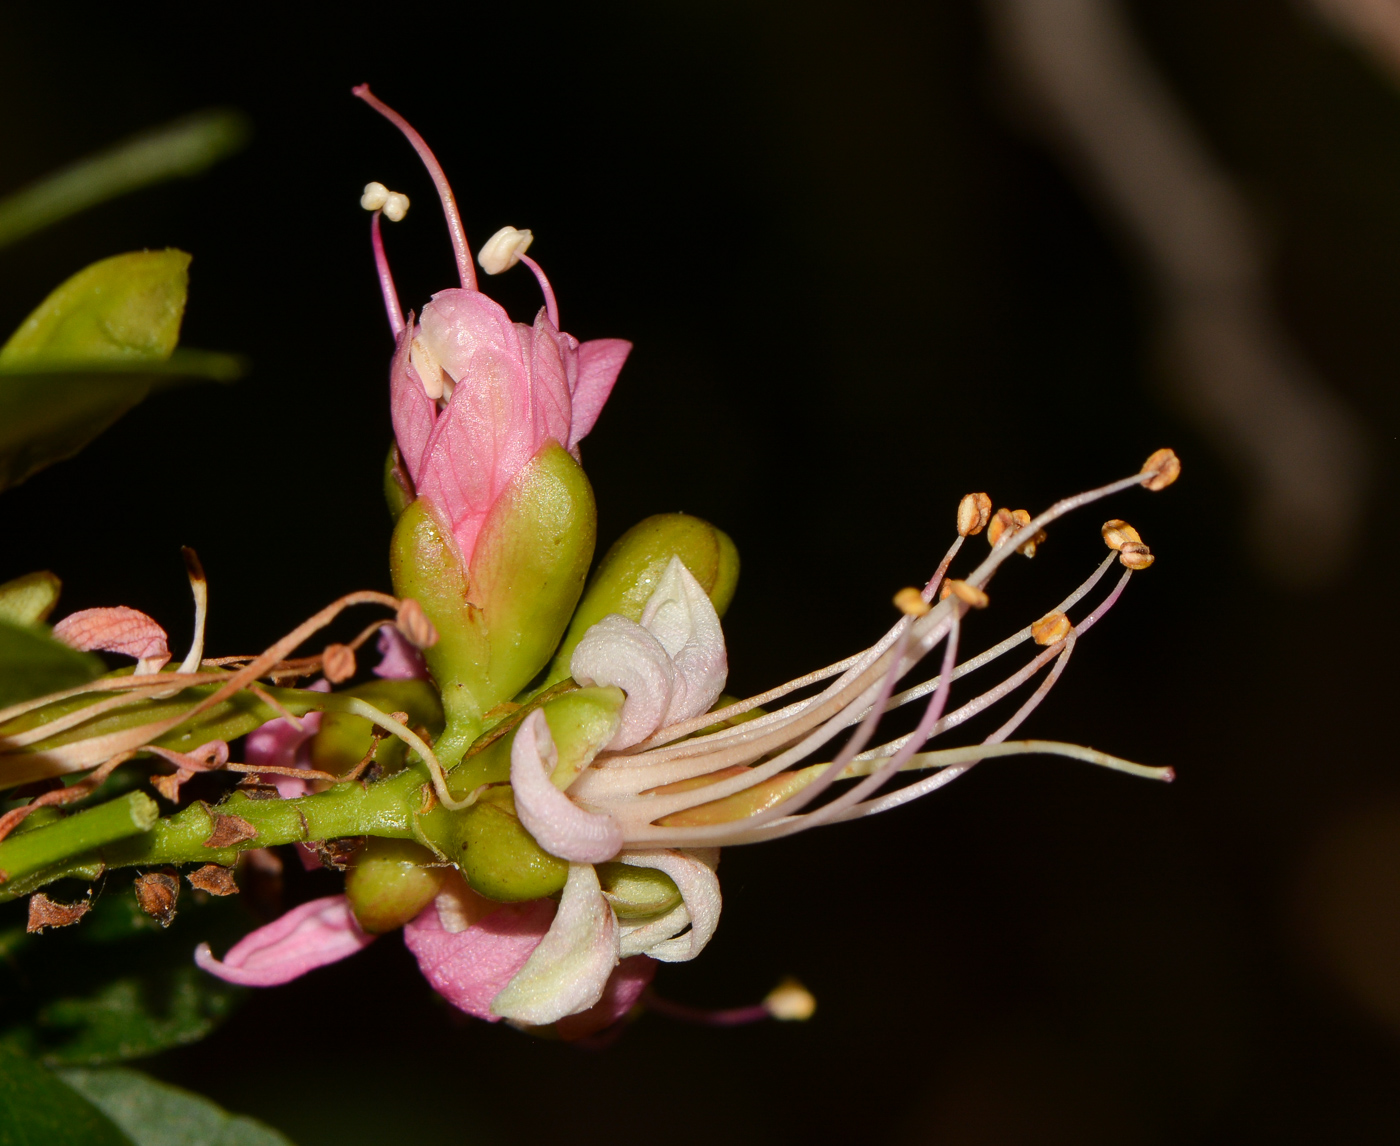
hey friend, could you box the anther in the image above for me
[1140,448,1181,491]
[361,182,410,221]
[764,977,817,1021]
[1031,612,1073,646]
[478,225,534,275]
[957,492,993,537]
[1118,541,1155,570]
[323,643,356,683]
[940,579,990,608]
[397,598,439,649]
[1101,519,1142,551]
[988,508,1044,556]
[411,338,446,401]
[893,587,932,617]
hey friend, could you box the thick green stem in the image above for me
[0,791,157,886]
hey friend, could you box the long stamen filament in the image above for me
[371,211,405,336]
[518,254,560,328]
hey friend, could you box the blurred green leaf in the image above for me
[0,875,252,1066]
[0,109,250,250]
[0,572,62,626]
[0,1044,133,1146]
[0,618,103,708]
[58,1067,294,1146]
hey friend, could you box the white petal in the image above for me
[570,614,675,749]
[510,710,623,863]
[490,863,619,1025]
[639,557,728,727]
[619,903,691,958]
[615,848,722,962]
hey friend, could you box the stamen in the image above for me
[352,85,477,290]
[177,547,208,675]
[1031,611,1073,646]
[1118,541,1155,570]
[643,977,815,1027]
[1140,447,1181,490]
[360,181,409,221]
[957,491,993,537]
[893,587,931,617]
[410,338,446,401]
[518,254,560,329]
[477,225,533,274]
[1100,519,1141,550]
[370,212,405,337]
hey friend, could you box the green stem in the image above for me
[0,792,157,887]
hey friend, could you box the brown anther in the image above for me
[943,579,990,609]
[134,870,180,927]
[987,508,1044,556]
[322,642,356,684]
[1101,518,1142,551]
[956,492,993,537]
[204,812,258,849]
[893,587,931,617]
[1118,541,1156,570]
[1140,447,1181,491]
[27,892,90,933]
[397,598,439,649]
[188,864,239,896]
[1031,611,1074,646]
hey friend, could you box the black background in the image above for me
[2,2,1398,1142]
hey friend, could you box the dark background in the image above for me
[2,2,1397,1142]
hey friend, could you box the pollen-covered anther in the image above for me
[1118,541,1155,570]
[323,643,356,683]
[893,587,932,617]
[940,579,990,609]
[957,491,993,537]
[410,337,446,401]
[478,225,534,275]
[764,977,817,1021]
[1101,518,1142,551]
[361,181,409,221]
[1140,447,1181,491]
[396,598,439,649]
[1031,611,1073,646]
[988,507,1045,556]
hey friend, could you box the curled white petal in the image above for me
[478,225,534,275]
[511,710,624,863]
[619,902,690,958]
[571,615,675,749]
[639,556,728,726]
[490,862,619,1025]
[615,848,722,962]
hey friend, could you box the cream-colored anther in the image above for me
[893,587,931,617]
[1031,612,1073,646]
[957,492,993,537]
[764,978,816,1021]
[1119,541,1155,570]
[411,338,446,401]
[382,191,409,222]
[361,182,389,210]
[1140,448,1181,491]
[478,225,535,275]
[942,579,989,609]
[1101,519,1142,551]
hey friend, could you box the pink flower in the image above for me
[354,85,631,567]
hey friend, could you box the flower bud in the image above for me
[596,861,683,920]
[344,839,447,933]
[956,492,992,537]
[542,513,739,690]
[477,225,534,275]
[449,786,570,902]
[0,570,62,626]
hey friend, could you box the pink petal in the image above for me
[510,710,624,863]
[372,626,428,681]
[244,680,327,799]
[569,615,675,749]
[193,894,374,986]
[53,607,170,673]
[403,895,556,1021]
[389,318,437,486]
[490,862,620,1025]
[639,557,728,727]
[526,309,574,450]
[569,338,631,447]
[554,955,656,1041]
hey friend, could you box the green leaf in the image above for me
[57,1068,294,1146]
[0,1044,133,1146]
[0,572,62,626]
[0,109,250,251]
[0,618,103,708]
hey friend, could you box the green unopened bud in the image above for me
[306,679,443,777]
[0,571,62,626]
[542,513,739,688]
[390,442,597,764]
[596,861,682,920]
[452,786,569,902]
[344,838,446,933]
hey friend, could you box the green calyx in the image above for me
[389,440,597,763]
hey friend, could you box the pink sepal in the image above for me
[403,896,556,1021]
[389,316,437,485]
[570,339,631,447]
[193,894,375,986]
[554,956,656,1041]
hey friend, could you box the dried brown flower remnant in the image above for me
[1140,448,1181,491]
[188,864,239,896]
[892,587,931,617]
[396,597,438,649]
[134,870,179,927]
[1101,519,1142,551]
[1031,612,1073,646]
[204,811,258,848]
[957,492,993,537]
[322,642,356,683]
[313,837,366,871]
[27,892,90,933]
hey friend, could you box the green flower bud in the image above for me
[390,441,596,763]
[0,570,61,626]
[447,786,569,902]
[306,678,444,777]
[344,838,446,933]
[541,513,738,688]
[596,861,682,920]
